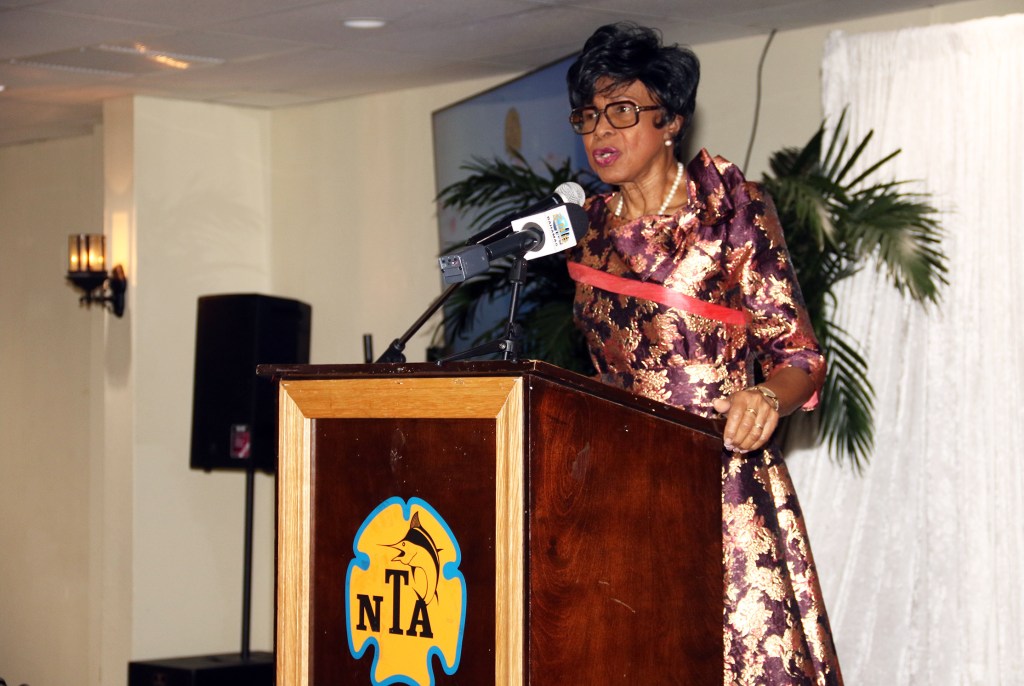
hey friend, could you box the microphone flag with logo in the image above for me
[438,203,589,284]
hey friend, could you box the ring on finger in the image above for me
[754,422,764,429]
[745,408,757,416]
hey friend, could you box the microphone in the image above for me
[461,181,586,246]
[439,203,589,284]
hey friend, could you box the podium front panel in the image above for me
[311,417,505,683]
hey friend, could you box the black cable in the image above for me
[744,29,777,172]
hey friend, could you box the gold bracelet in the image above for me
[749,385,780,412]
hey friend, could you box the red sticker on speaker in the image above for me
[230,424,252,459]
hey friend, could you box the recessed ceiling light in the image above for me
[343,18,387,29]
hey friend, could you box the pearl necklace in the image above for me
[614,161,684,218]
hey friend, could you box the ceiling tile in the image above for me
[28,0,334,27]
[0,8,174,57]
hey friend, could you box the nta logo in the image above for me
[346,498,466,686]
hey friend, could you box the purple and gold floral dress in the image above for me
[568,149,843,685]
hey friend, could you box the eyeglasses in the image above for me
[569,101,664,135]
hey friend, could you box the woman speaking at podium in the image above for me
[565,22,843,685]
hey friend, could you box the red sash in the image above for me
[568,261,749,326]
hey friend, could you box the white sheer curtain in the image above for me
[786,14,1024,685]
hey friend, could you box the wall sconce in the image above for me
[66,234,127,317]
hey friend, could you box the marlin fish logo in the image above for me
[384,511,442,604]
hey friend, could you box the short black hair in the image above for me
[567,22,700,160]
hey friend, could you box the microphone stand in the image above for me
[438,256,527,364]
[375,282,462,363]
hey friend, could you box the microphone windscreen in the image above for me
[555,181,586,207]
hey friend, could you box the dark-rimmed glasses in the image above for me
[569,101,663,135]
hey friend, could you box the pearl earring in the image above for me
[664,139,672,147]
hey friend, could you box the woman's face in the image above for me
[581,77,680,188]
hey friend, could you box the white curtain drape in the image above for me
[786,14,1024,685]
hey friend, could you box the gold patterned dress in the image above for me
[568,149,843,685]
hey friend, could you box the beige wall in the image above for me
[0,133,102,685]
[0,1,1015,683]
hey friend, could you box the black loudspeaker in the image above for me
[190,294,311,473]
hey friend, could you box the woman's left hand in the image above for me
[712,389,779,453]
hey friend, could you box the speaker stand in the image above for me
[241,465,255,660]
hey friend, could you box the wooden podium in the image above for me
[263,361,723,685]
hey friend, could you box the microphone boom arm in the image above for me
[375,282,462,363]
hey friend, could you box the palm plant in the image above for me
[762,112,946,468]
[436,114,946,468]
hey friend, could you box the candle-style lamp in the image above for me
[66,233,127,317]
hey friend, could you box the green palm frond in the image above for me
[838,185,946,303]
[816,320,875,472]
